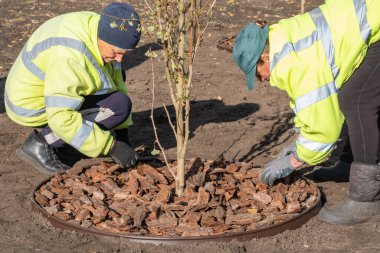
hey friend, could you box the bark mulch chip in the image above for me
[34,159,319,237]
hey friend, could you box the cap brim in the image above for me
[245,64,256,91]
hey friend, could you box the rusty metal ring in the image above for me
[32,174,322,245]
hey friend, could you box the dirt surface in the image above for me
[0,0,379,252]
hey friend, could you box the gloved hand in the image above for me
[276,140,296,159]
[108,140,139,168]
[260,153,296,185]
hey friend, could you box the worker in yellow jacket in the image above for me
[233,0,380,225]
[5,3,140,175]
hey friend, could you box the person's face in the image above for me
[255,51,271,82]
[97,39,129,63]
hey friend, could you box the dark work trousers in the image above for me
[338,136,354,164]
[338,40,380,164]
[40,91,132,148]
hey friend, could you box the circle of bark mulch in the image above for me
[34,158,319,237]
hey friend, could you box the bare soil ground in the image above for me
[0,0,379,252]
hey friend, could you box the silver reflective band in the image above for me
[21,37,112,93]
[21,45,45,81]
[273,0,371,113]
[309,7,340,80]
[271,8,339,86]
[70,120,94,149]
[354,0,371,43]
[270,30,318,71]
[45,96,83,110]
[298,134,335,153]
[272,0,370,72]
[4,91,45,117]
[44,132,61,145]
[294,81,337,113]
[80,107,115,123]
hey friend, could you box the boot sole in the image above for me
[16,148,57,176]
[319,213,380,225]
[318,213,360,225]
[318,206,380,225]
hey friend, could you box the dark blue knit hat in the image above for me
[98,3,141,50]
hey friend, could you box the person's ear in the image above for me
[255,20,267,28]
[261,51,270,62]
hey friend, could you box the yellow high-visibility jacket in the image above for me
[5,11,132,157]
[269,0,380,165]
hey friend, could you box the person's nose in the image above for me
[115,54,123,63]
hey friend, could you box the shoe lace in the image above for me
[46,146,65,166]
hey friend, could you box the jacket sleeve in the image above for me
[293,94,345,165]
[44,56,114,157]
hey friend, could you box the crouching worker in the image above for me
[232,0,380,225]
[4,3,140,175]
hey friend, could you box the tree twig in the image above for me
[301,0,306,14]
[163,103,177,138]
[143,0,154,13]
[192,0,217,62]
[148,49,177,179]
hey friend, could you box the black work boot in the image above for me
[16,130,70,175]
[312,160,351,182]
[318,162,380,225]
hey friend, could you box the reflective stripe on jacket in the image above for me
[5,11,132,157]
[269,0,380,165]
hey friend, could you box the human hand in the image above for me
[276,140,296,159]
[260,154,296,185]
[108,140,139,168]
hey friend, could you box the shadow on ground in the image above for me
[239,112,294,162]
[0,77,5,114]
[129,100,260,150]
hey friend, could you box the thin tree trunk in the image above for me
[301,0,306,14]
[144,0,216,197]
[175,0,186,196]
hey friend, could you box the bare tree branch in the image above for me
[193,0,217,59]
[148,49,176,179]
[163,103,177,138]
[143,0,154,13]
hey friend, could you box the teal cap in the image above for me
[232,23,269,91]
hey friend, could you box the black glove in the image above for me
[108,140,139,168]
